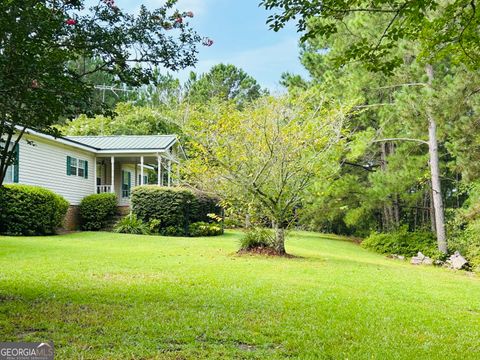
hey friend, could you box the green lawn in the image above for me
[0,231,479,359]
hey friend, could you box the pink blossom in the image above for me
[66,18,77,25]
[175,17,183,24]
[202,38,214,47]
[185,11,194,18]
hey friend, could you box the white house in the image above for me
[4,128,184,228]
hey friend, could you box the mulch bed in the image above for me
[236,246,298,258]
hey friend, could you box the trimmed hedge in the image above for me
[131,186,223,236]
[79,193,117,230]
[0,184,69,235]
[361,228,440,258]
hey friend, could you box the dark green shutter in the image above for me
[128,172,131,194]
[66,156,71,175]
[84,160,88,179]
[121,170,125,197]
[13,143,19,183]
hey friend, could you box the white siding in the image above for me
[17,134,96,205]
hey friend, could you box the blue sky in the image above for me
[119,0,309,91]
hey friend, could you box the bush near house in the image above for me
[79,193,117,230]
[0,184,68,235]
[361,228,440,258]
[131,186,223,236]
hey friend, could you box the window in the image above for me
[4,164,13,183]
[70,157,77,176]
[138,174,148,185]
[78,160,85,177]
[4,143,19,183]
[67,156,88,179]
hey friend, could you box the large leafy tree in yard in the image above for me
[0,0,204,185]
[184,93,348,255]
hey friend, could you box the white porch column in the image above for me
[176,163,180,186]
[110,156,115,193]
[157,155,162,186]
[93,157,97,193]
[140,155,144,185]
[167,160,171,187]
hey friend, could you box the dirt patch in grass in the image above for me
[236,247,298,258]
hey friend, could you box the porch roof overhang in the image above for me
[18,127,185,160]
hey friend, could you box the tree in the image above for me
[0,0,203,185]
[261,0,480,72]
[61,102,182,137]
[261,0,480,253]
[186,64,266,107]
[184,93,347,254]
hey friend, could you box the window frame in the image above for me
[67,156,88,179]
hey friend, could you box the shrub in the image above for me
[239,228,275,250]
[0,184,68,235]
[131,186,222,236]
[161,225,184,237]
[189,192,222,223]
[148,218,161,234]
[79,193,117,230]
[449,219,480,271]
[188,221,223,237]
[361,228,439,258]
[113,213,150,235]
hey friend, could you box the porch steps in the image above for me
[104,215,125,231]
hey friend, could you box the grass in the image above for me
[0,230,479,359]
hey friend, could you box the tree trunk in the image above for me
[426,64,448,254]
[245,213,251,229]
[273,221,286,255]
[429,186,436,234]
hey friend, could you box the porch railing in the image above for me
[97,185,112,194]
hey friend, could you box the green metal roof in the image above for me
[65,135,177,151]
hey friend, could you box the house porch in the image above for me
[94,153,178,205]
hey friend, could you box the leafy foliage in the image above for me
[188,222,223,237]
[261,0,480,72]
[113,213,150,235]
[186,64,266,107]
[184,92,348,253]
[361,228,440,258]
[239,228,275,250]
[79,193,117,231]
[131,186,222,236]
[0,0,202,185]
[0,184,68,235]
[62,102,182,137]
[448,183,480,271]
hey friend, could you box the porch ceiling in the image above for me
[96,155,161,165]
